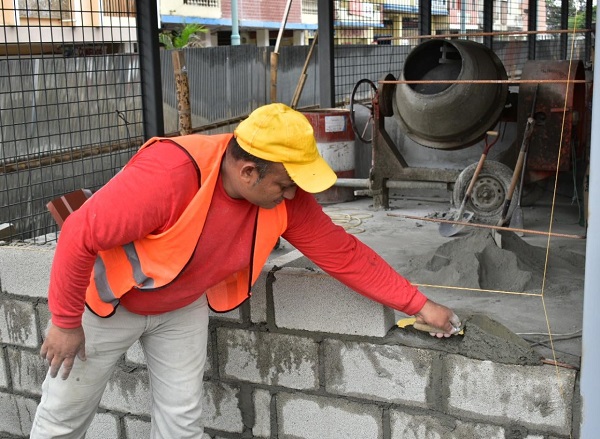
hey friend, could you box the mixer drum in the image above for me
[393,39,508,150]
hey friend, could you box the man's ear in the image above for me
[239,162,257,183]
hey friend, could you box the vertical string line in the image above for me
[540,8,581,433]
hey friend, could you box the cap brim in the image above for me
[284,156,338,194]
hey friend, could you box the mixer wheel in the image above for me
[350,78,377,143]
[452,160,518,224]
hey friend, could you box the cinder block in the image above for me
[86,412,119,439]
[252,389,272,438]
[390,410,506,439]
[209,305,241,321]
[0,246,54,298]
[125,340,146,365]
[0,349,7,389]
[100,367,151,416]
[124,417,151,439]
[250,249,308,324]
[7,348,47,395]
[125,417,210,439]
[36,303,51,340]
[272,267,395,337]
[250,269,270,324]
[277,392,383,439]
[0,299,38,348]
[217,328,318,390]
[0,391,39,437]
[202,381,243,433]
[324,339,432,406]
[446,355,576,436]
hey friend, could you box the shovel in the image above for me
[439,133,498,237]
[508,150,528,235]
[496,85,538,229]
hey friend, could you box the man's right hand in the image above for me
[40,323,86,380]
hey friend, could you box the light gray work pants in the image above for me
[30,294,209,439]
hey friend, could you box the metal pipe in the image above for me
[231,0,240,46]
[334,178,447,190]
[580,6,600,436]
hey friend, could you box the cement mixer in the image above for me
[349,39,589,226]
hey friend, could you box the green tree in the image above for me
[569,4,596,30]
[159,23,208,49]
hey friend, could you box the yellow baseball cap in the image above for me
[234,103,337,193]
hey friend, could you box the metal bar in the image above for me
[418,0,431,37]
[527,0,537,59]
[580,8,600,435]
[334,179,447,190]
[317,0,334,108]
[482,0,493,49]
[380,79,590,85]
[370,28,591,42]
[393,214,586,239]
[136,0,164,138]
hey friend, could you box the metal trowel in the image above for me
[397,317,465,336]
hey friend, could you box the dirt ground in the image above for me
[276,178,586,368]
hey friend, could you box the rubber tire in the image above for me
[452,160,519,225]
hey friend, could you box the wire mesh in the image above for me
[1,0,144,243]
[333,0,593,105]
[0,0,594,244]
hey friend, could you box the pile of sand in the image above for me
[399,229,585,296]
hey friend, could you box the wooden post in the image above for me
[269,0,293,103]
[172,50,192,135]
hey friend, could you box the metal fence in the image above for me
[0,0,595,243]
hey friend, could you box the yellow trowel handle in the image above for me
[413,322,447,333]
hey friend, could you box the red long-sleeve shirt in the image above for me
[48,141,427,328]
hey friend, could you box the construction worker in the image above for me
[31,103,461,438]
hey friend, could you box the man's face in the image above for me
[243,162,298,209]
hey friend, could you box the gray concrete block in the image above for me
[252,388,271,438]
[0,391,39,437]
[8,348,47,395]
[124,417,151,439]
[277,392,383,439]
[390,410,506,439]
[36,303,51,341]
[250,269,270,324]
[250,249,309,324]
[86,412,119,439]
[0,348,7,389]
[0,246,54,298]
[446,355,576,436]
[0,299,38,348]
[272,267,395,337]
[324,339,432,406]
[209,306,241,321]
[217,327,319,390]
[100,367,151,416]
[125,340,146,365]
[202,381,243,433]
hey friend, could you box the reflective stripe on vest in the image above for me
[85,134,288,316]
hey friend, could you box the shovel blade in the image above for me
[438,210,475,237]
[508,207,524,236]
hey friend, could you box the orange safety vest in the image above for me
[85,134,288,317]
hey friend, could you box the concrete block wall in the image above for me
[0,245,580,438]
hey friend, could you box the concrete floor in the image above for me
[274,180,586,368]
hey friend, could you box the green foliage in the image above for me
[159,23,208,49]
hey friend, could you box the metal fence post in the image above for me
[136,0,165,138]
